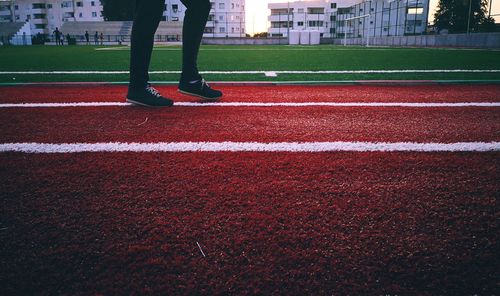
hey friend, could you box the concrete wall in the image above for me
[323,33,500,48]
[201,33,499,48]
[202,37,288,45]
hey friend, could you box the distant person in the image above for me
[99,32,104,45]
[85,31,90,45]
[127,0,222,107]
[94,31,98,45]
[66,33,70,45]
[60,32,64,45]
[53,27,61,45]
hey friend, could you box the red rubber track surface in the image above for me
[1,153,498,295]
[1,85,499,295]
[1,84,500,103]
[2,107,500,143]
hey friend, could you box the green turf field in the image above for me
[0,45,499,83]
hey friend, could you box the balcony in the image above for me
[268,13,292,22]
[32,18,48,24]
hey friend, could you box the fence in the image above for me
[0,33,181,45]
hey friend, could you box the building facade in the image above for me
[164,0,246,37]
[0,0,245,38]
[0,0,103,34]
[268,0,430,38]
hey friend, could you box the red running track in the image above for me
[1,107,500,143]
[0,84,500,103]
[0,84,499,295]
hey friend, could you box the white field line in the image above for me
[1,141,499,153]
[94,47,500,52]
[1,69,499,75]
[1,102,500,108]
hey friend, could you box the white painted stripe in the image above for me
[1,69,499,75]
[1,102,499,108]
[1,142,499,153]
[94,47,500,52]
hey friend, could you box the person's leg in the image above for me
[129,0,164,89]
[177,0,221,100]
[127,0,173,107]
[179,0,211,82]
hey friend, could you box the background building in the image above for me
[268,0,430,38]
[0,0,246,39]
[0,0,103,35]
[163,0,246,37]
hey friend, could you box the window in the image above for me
[407,7,423,14]
[47,4,52,8]
[297,21,304,26]
[79,12,83,17]
[76,2,83,7]
[330,15,336,21]
[91,1,95,6]
[172,4,178,13]
[331,3,337,9]
[298,8,304,13]
[32,3,46,9]
[231,3,234,9]
[220,27,225,33]
[92,11,97,17]
[61,1,73,8]
[407,20,422,26]
[219,15,223,21]
[337,8,352,14]
[219,3,224,9]
[308,21,324,27]
[330,28,336,33]
[308,8,324,14]
[33,13,46,19]
[15,5,19,10]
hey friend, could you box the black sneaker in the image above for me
[178,78,222,101]
[127,85,174,107]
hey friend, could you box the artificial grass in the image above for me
[0,45,499,83]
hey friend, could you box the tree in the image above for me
[434,0,496,33]
[253,32,268,38]
[101,0,135,21]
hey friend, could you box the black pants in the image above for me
[129,0,211,89]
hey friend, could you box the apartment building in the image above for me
[163,0,246,37]
[0,0,103,34]
[268,0,430,38]
[0,0,245,38]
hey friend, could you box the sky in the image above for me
[244,0,500,35]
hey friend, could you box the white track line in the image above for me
[1,102,500,108]
[1,142,499,153]
[1,69,499,75]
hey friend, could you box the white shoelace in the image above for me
[145,85,162,98]
[200,79,209,89]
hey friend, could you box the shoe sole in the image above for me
[178,89,222,101]
[126,98,173,107]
